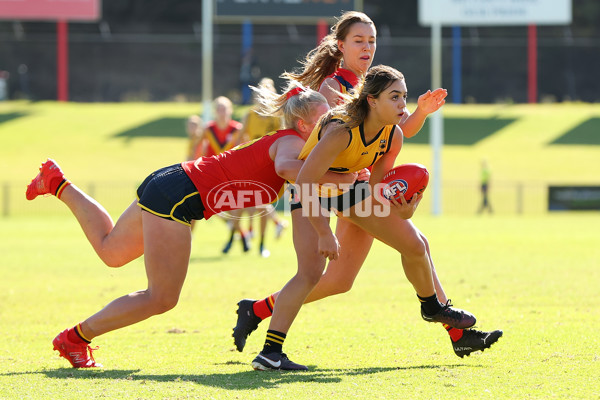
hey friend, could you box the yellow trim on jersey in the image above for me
[206,133,236,155]
[232,130,278,151]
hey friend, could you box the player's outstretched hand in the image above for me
[417,88,447,114]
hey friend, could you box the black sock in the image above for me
[240,230,250,252]
[418,293,443,315]
[262,329,286,354]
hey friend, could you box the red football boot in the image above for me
[52,329,102,368]
[26,158,70,200]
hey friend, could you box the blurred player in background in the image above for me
[235,77,288,257]
[185,114,203,161]
[189,96,251,252]
[235,11,502,367]
[25,83,356,369]
[194,96,243,159]
[241,78,282,143]
[478,158,493,214]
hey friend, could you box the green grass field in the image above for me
[1,101,599,399]
[2,100,600,216]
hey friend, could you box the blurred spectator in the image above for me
[17,64,30,100]
[0,70,9,100]
[478,159,493,214]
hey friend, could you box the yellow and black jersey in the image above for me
[299,118,396,173]
[298,116,397,197]
[244,108,281,141]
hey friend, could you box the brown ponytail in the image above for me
[320,65,405,134]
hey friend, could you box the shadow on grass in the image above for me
[406,116,516,145]
[113,117,188,141]
[0,111,29,125]
[550,117,600,145]
[7,363,477,390]
[0,368,140,379]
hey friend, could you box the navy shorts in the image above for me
[136,164,205,226]
[290,180,371,213]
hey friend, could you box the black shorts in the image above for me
[289,180,371,213]
[136,164,205,226]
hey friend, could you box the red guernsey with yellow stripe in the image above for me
[325,67,360,96]
[202,120,243,158]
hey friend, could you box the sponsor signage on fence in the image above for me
[215,0,360,22]
[548,186,600,211]
[418,0,572,26]
[0,0,101,21]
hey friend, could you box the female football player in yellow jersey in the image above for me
[249,66,500,371]
[241,77,282,142]
[237,11,502,366]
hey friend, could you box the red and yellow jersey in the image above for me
[298,116,397,196]
[322,68,360,97]
[199,120,243,158]
[182,129,302,219]
[244,108,281,141]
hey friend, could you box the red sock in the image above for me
[443,324,464,342]
[253,294,275,320]
[67,323,91,344]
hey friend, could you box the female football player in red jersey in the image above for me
[25,85,356,369]
[236,11,502,367]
